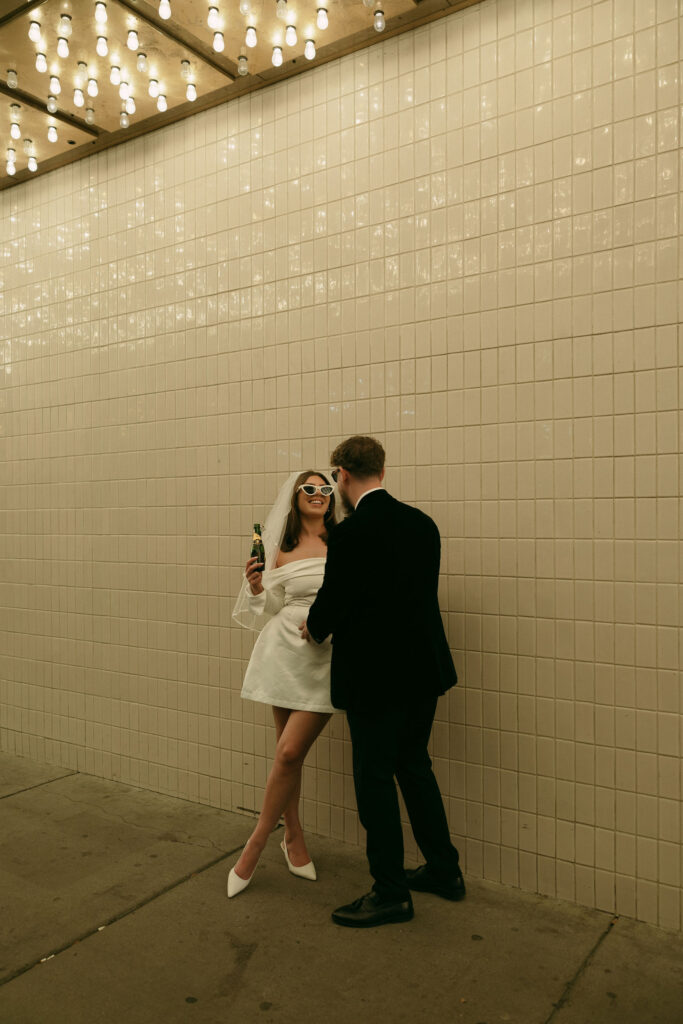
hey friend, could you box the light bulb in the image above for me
[76,62,87,85]
[73,88,84,107]
[127,29,138,50]
[96,36,108,56]
[47,95,58,113]
[7,69,18,88]
[59,14,72,36]
[207,6,220,29]
[88,78,98,97]
[362,0,374,7]
[285,24,297,46]
[110,65,121,85]
[316,7,328,29]
[304,38,316,59]
[85,108,95,124]
[125,96,135,114]
[95,2,107,24]
[186,82,196,101]
[6,152,16,174]
[36,53,47,73]
[148,78,159,97]
[23,138,32,155]
[180,59,190,80]
[157,93,167,112]
[57,36,69,58]
[28,156,37,172]
[137,52,148,72]
[239,0,250,14]
[272,46,283,66]
[120,111,129,128]
[28,20,41,42]
[50,75,61,95]
[276,0,287,19]
[159,0,171,19]
[48,124,58,142]
[245,25,257,47]
[213,31,224,52]
[10,122,20,140]
[237,54,248,75]
[6,162,16,175]
[119,81,130,100]
[373,7,385,31]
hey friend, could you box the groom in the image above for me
[300,435,464,927]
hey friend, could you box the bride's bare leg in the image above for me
[233,708,331,879]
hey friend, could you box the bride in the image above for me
[229,470,342,896]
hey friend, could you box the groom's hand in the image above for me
[299,621,312,643]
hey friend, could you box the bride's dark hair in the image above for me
[280,470,337,553]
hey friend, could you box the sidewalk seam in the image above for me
[0,772,79,801]
[0,845,240,989]
[544,914,619,1022]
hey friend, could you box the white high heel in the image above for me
[227,865,254,898]
[281,838,317,881]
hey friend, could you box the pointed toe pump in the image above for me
[227,865,254,898]
[281,839,317,881]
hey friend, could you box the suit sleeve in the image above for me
[306,524,353,643]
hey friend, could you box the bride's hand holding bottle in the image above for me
[245,556,265,595]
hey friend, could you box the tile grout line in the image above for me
[544,914,619,1023]
[0,771,79,801]
[0,844,241,989]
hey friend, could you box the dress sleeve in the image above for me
[246,576,286,621]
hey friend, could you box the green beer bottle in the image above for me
[250,523,266,568]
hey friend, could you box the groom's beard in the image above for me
[339,490,355,516]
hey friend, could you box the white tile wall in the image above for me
[0,0,681,929]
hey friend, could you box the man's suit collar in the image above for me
[353,488,391,512]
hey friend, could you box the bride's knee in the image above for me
[275,740,306,769]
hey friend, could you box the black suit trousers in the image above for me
[346,695,460,901]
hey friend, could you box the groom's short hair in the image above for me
[331,435,385,479]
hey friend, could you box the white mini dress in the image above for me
[241,557,337,714]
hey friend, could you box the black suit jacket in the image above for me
[306,489,457,712]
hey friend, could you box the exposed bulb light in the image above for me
[207,6,220,30]
[316,7,328,29]
[119,81,130,100]
[73,88,84,107]
[213,31,224,51]
[76,62,88,85]
[28,156,37,172]
[157,93,167,112]
[362,0,374,6]
[57,36,69,58]
[87,78,98,97]
[285,24,297,46]
[47,96,58,113]
[180,59,190,80]
[59,14,72,36]
[272,45,283,66]
[127,29,138,50]
[186,82,196,101]
[95,2,107,24]
[276,0,287,19]
[239,0,250,13]
[6,149,16,174]
[304,38,316,59]
[36,53,47,73]
[245,25,257,47]
[49,75,61,95]
[85,108,95,124]
[6,162,16,175]
[373,6,385,30]
[110,65,121,85]
[28,20,41,42]
[237,53,248,75]
[10,122,20,140]
[159,0,171,19]
[137,52,148,72]
[7,69,18,88]
[148,78,159,97]
[120,110,129,128]
[96,36,108,56]
[23,138,32,155]
[48,124,58,142]
[125,96,135,114]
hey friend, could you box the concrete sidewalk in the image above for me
[1,752,681,1024]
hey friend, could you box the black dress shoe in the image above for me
[405,864,466,901]
[332,891,414,928]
